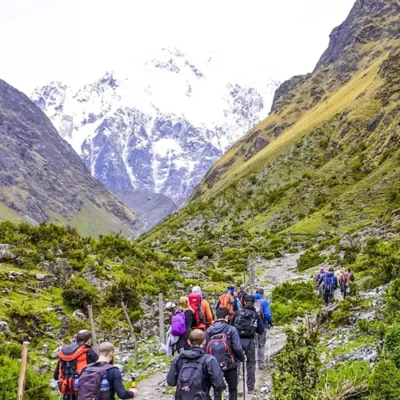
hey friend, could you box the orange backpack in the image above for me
[57,344,90,395]
[219,293,234,316]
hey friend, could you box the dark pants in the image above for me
[240,338,256,391]
[324,289,334,306]
[214,368,238,400]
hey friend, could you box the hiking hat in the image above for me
[192,285,202,293]
[227,286,235,293]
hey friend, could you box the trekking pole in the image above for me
[267,329,271,367]
[243,360,246,400]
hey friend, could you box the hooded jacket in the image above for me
[254,294,273,329]
[167,347,226,395]
[205,320,245,362]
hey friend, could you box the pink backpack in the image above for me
[171,311,186,336]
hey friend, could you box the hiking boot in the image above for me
[248,388,255,394]
[258,364,265,370]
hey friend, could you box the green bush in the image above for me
[195,245,213,259]
[62,276,99,309]
[297,249,326,272]
[369,360,400,399]
[107,277,140,311]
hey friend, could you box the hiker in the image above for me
[189,286,213,331]
[231,295,264,394]
[206,307,245,400]
[215,286,241,320]
[167,329,226,399]
[175,296,195,353]
[78,342,136,399]
[316,268,325,285]
[237,284,248,308]
[320,267,338,306]
[254,289,273,370]
[54,329,98,399]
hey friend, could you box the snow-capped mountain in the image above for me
[31,48,278,228]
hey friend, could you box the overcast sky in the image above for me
[0,0,355,95]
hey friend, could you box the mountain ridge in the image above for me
[0,79,141,237]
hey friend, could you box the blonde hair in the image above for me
[178,296,191,311]
[99,342,114,356]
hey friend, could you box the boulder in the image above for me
[72,309,86,320]
[38,258,73,287]
[36,273,57,289]
[0,244,14,261]
[0,320,11,336]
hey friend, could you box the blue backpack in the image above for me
[323,275,335,293]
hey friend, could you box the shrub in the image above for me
[297,249,326,272]
[107,277,140,311]
[195,245,213,259]
[62,277,99,309]
[369,360,400,399]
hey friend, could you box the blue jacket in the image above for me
[254,293,272,328]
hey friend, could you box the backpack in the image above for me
[350,273,355,282]
[176,355,207,400]
[254,299,265,321]
[219,293,234,316]
[171,311,186,336]
[57,344,90,395]
[233,309,256,338]
[77,363,116,400]
[323,274,335,294]
[189,293,206,326]
[206,332,235,371]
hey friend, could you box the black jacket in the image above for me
[53,343,98,380]
[205,320,245,362]
[167,347,226,394]
[175,309,194,353]
[91,362,134,399]
[231,305,265,337]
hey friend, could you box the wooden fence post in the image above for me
[121,302,139,364]
[248,258,256,294]
[87,305,99,352]
[17,341,29,400]
[159,293,165,344]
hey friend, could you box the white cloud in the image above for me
[0,0,355,94]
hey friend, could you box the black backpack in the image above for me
[176,355,208,400]
[206,332,235,371]
[233,309,256,338]
[77,362,116,400]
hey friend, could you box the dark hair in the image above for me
[76,330,92,345]
[329,267,334,272]
[256,288,264,295]
[216,307,230,319]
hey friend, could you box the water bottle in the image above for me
[100,374,110,392]
[131,375,137,389]
[73,374,79,392]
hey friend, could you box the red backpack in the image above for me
[57,344,90,395]
[189,293,206,326]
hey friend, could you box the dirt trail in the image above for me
[136,253,301,399]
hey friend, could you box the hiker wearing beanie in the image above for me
[189,286,213,331]
[231,295,264,394]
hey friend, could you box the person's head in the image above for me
[76,330,92,346]
[320,268,325,273]
[256,288,264,296]
[201,291,208,300]
[240,284,246,291]
[215,307,230,322]
[227,286,235,294]
[98,342,115,364]
[178,296,190,311]
[245,294,255,307]
[188,329,206,348]
[192,285,202,294]
[329,267,334,272]
[347,268,352,273]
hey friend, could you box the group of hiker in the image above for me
[316,265,355,306]
[167,285,272,399]
[53,285,272,400]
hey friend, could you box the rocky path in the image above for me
[135,253,301,399]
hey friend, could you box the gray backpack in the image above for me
[77,362,116,400]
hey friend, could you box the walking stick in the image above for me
[243,360,246,400]
[267,328,271,367]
